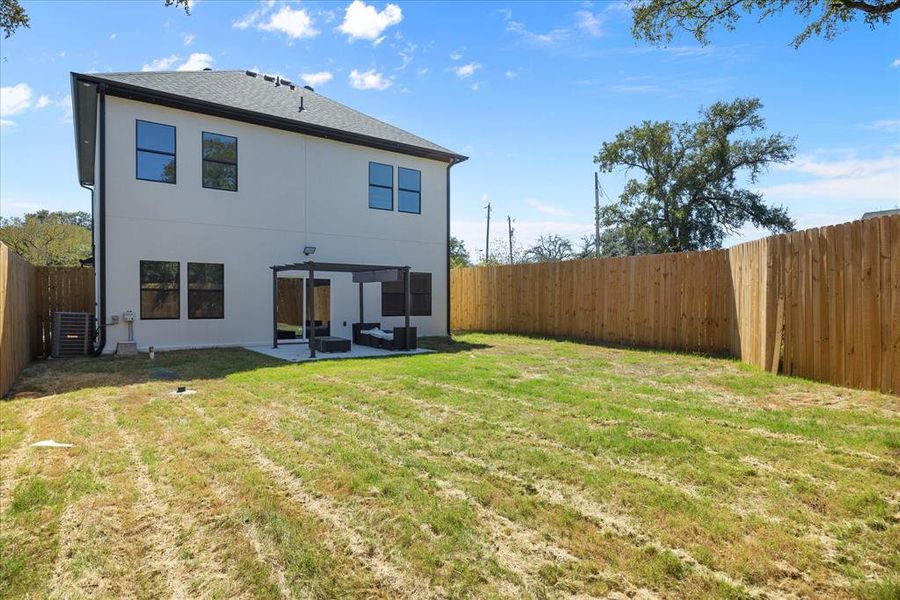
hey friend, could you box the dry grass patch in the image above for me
[1,335,897,599]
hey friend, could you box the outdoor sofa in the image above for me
[352,322,417,350]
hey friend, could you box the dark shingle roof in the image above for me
[76,70,464,161]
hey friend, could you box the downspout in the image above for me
[445,159,460,337]
[445,162,452,336]
[91,83,108,356]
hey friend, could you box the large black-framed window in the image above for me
[368,162,393,210]
[140,260,180,320]
[381,272,432,317]
[188,262,224,319]
[398,167,421,214]
[202,132,238,191]
[136,120,176,184]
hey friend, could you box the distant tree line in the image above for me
[0,210,92,266]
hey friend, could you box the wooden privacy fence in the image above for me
[0,242,95,395]
[451,215,899,395]
[1,244,36,396]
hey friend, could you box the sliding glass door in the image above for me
[276,277,330,342]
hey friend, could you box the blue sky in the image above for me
[1,0,898,259]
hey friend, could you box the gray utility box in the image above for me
[52,312,96,358]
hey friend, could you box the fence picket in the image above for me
[451,216,898,395]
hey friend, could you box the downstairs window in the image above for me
[381,272,432,316]
[140,260,180,319]
[188,262,224,319]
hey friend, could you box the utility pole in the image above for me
[484,201,492,263]
[594,171,601,259]
[507,216,515,264]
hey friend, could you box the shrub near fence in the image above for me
[451,215,899,395]
[0,242,95,396]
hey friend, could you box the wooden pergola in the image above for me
[270,261,412,358]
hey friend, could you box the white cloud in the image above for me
[0,84,65,129]
[339,0,402,42]
[450,51,463,61]
[109,33,117,40]
[234,1,317,39]
[396,43,416,70]
[233,0,275,30]
[662,45,714,57]
[870,119,900,132]
[57,96,73,124]
[182,33,195,46]
[416,67,430,76]
[300,71,333,87]
[177,52,214,71]
[1,83,33,118]
[762,154,900,201]
[142,54,180,71]
[453,62,481,78]
[505,70,518,79]
[348,68,392,90]
[575,10,603,37]
[609,83,663,93]
[142,53,214,72]
[503,10,569,45]
[892,58,900,68]
[259,5,318,39]
[527,198,572,217]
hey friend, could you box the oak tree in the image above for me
[594,98,795,254]
[630,0,900,48]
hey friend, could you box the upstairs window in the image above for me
[140,260,180,319]
[136,120,176,184]
[381,272,432,317]
[368,162,393,210]
[188,262,224,319]
[398,167,421,214]
[202,132,238,191]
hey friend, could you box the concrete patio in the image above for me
[244,343,433,363]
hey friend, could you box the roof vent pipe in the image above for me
[298,96,305,113]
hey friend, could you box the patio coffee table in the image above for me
[314,336,351,353]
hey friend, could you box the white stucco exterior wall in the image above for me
[99,96,450,352]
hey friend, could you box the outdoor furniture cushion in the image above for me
[353,322,381,345]
[363,328,394,341]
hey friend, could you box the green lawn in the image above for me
[1,333,897,599]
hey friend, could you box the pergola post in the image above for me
[358,281,364,323]
[272,267,278,349]
[308,265,317,358]
[404,267,411,350]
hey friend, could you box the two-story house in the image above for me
[70,69,466,353]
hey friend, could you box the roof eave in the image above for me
[71,73,99,186]
[71,72,468,165]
